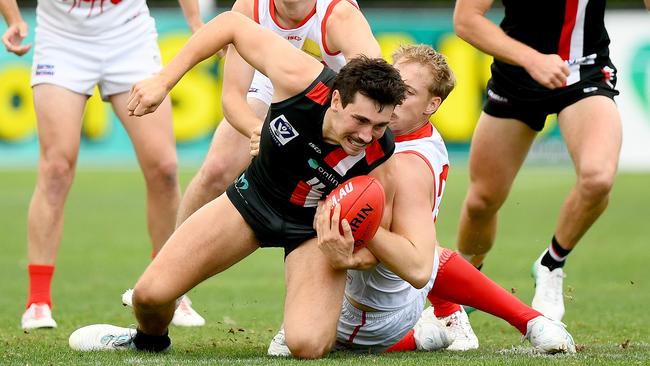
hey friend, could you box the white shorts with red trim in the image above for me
[335,249,438,352]
[31,20,161,101]
[247,70,274,106]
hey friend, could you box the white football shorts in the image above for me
[335,249,439,353]
[247,70,274,106]
[31,20,161,101]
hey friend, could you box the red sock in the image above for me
[429,248,542,334]
[427,294,461,318]
[385,329,416,352]
[27,264,55,308]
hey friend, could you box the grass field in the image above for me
[1,167,648,365]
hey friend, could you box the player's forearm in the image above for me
[177,0,203,33]
[645,0,650,10]
[367,228,433,289]
[0,0,23,25]
[222,94,263,138]
[454,9,538,68]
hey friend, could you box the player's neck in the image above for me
[273,0,317,28]
[322,109,339,145]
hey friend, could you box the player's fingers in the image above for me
[341,219,354,242]
[15,44,31,56]
[331,203,341,233]
[315,201,328,235]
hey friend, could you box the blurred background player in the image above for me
[266,44,576,356]
[451,0,633,321]
[174,0,381,228]
[0,0,205,330]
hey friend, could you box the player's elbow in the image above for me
[453,13,474,42]
[407,266,433,289]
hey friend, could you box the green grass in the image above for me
[1,167,648,365]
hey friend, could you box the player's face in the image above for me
[331,92,393,156]
[390,61,438,135]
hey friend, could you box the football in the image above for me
[325,175,385,250]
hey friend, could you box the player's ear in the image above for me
[330,90,342,112]
[424,96,442,115]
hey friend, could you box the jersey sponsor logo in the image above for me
[269,115,299,146]
[308,142,322,154]
[583,86,598,93]
[287,35,302,41]
[308,158,340,186]
[248,87,259,93]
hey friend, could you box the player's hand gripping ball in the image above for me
[325,175,385,251]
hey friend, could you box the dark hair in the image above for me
[331,56,406,112]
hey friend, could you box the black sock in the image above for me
[540,236,572,271]
[133,329,171,352]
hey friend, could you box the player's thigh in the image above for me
[202,118,254,180]
[135,194,259,303]
[110,93,177,172]
[283,238,347,347]
[32,84,87,162]
[468,112,537,200]
[558,95,621,175]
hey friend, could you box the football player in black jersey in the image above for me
[452,0,644,322]
[69,11,406,359]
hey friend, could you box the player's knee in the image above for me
[132,284,171,310]
[285,336,332,359]
[577,168,615,200]
[40,157,76,199]
[144,159,179,192]
[464,188,504,216]
[198,157,236,193]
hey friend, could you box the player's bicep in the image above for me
[326,1,381,59]
[389,156,436,250]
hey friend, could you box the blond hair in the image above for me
[392,44,456,101]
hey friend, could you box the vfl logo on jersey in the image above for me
[270,115,299,146]
[308,159,340,186]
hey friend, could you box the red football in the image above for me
[325,175,385,251]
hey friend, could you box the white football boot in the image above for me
[21,303,57,330]
[121,288,205,327]
[413,306,455,351]
[69,324,137,351]
[531,257,565,321]
[525,316,576,354]
[267,328,292,357]
[437,306,479,351]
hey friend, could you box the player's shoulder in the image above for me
[323,0,364,22]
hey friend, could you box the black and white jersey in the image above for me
[237,67,395,228]
[495,0,612,87]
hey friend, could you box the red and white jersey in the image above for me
[254,0,356,71]
[345,122,449,312]
[36,0,154,41]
